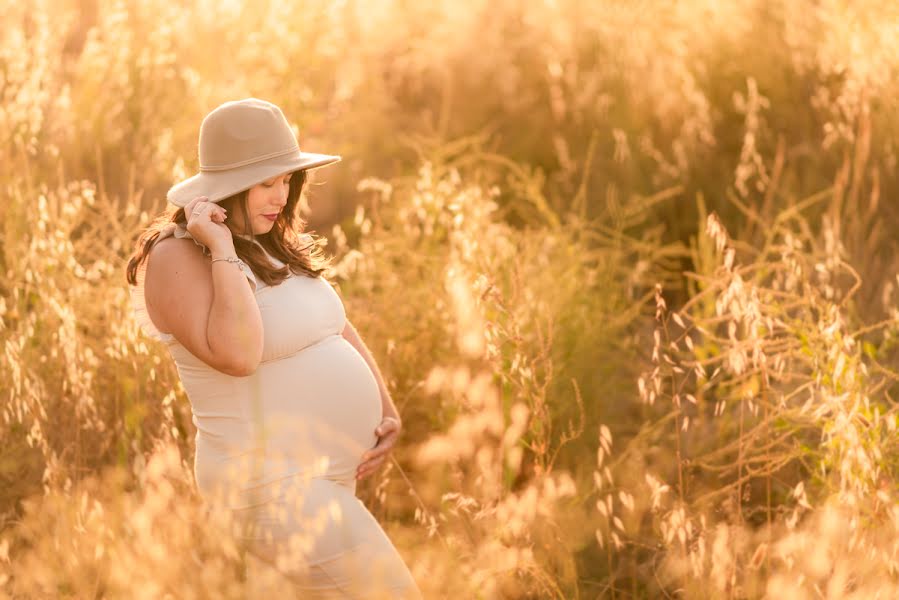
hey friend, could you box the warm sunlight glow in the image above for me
[4,0,899,597]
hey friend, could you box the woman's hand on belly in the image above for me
[355,416,402,481]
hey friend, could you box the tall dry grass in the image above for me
[4,0,899,597]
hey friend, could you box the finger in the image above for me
[359,452,387,470]
[361,445,394,464]
[185,195,207,216]
[210,204,227,221]
[362,435,397,460]
[357,457,386,479]
[375,419,400,437]
[188,201,208,222]
[361,457,386,475]
[194,197,219,215]
[377,429,400,446]
[377,420,401,437]
[193,202,226,224]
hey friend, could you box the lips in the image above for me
[262,213,279,221]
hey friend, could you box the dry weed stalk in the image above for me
[593,202,899,597]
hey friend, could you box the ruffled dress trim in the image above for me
[129,222,259,345]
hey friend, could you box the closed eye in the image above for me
[262,177,291,188]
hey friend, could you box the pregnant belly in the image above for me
[254,334,382,477]
[193,334,384,506]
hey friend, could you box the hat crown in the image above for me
[166,97,340,208]
[198,98,299,172]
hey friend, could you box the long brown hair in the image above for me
[125,169,333,288]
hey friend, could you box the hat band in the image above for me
[199,144,300,172]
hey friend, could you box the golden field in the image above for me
[3,0,899,597]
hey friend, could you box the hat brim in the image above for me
[167,151,341,208]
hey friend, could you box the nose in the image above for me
[277,185,289,205]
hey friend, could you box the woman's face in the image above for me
[234,170,294,235]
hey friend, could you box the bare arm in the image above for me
[342,319,401,422]
[145,237,264,377]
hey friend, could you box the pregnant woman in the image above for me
[125,98,421,598]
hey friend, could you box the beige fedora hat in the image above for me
[166,97,341,207]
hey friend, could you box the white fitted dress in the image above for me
[130,223,421,598]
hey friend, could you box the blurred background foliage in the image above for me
[4,0,899,597]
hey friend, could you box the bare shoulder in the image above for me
[149,235,204,260]
[146,236,212,283]
[144,236,213,333]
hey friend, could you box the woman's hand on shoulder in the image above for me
[183,195,233,254]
